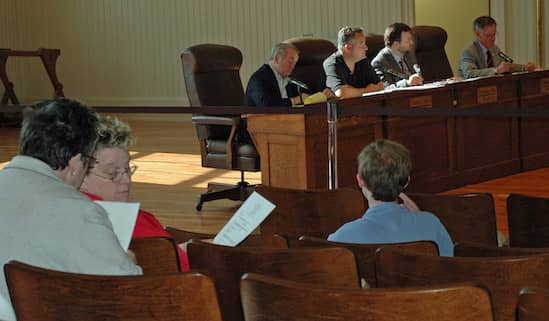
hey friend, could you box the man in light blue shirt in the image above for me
[328,139,454,256]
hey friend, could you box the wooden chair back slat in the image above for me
[4,261,222,321]
[240,273,495,321]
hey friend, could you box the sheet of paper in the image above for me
[213,191,276,246]
[95,201,140,251]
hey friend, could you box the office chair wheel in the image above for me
[196,201,203,211]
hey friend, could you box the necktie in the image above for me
[399,60,407,73]
[486,50,494,68]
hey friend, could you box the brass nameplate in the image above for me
[409,95,433,108]
[541,78,549,94]
[477,86,498,104]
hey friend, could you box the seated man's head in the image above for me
[356,140,411,202]
[80,117,137,202]
[337,26,367,62]
[384,22,414,55]
[20,99,98,188]
[269,43,299,79]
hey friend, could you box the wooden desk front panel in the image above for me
[383,87,456,192]
[452,77,520,184]
[518,70,549,170]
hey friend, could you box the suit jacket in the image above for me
[371,47,418,89]
[0,156,142,321]
[244,64,299,107]
[458,39,523,79]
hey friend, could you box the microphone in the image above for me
[288,78,309,91]
[376,68,406,80]
[498,51,514,63]
[413,64,422,76]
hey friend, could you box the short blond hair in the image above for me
[358,139,411,201]
[96,116,134,151]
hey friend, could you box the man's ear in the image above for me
[356,173,365,188]
[403,176,410,190]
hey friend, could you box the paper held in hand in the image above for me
[95,201,140,251]
[213,191,276,246]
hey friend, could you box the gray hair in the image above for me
[473,16,496,33]
[269,43,299,62]
[337,26,365,51]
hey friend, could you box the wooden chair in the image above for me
[187,239,359,321]
[507,193,549,247]
[4,260,223,321]
[454,241,549,257]
[128,237,181,274]
[255,185,365,243]
[165,226,288,248]
[517,287,549,321]
[408,192,498,245]
[296,235,438,287]
[240,273,495,321]
[376,248,549,321]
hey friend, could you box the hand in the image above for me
[495,61,512,74]
[127,249,138,264]
[523,62,536,72]
[398,192,420,212]
[322,88,336,99]
[407,73,424,86]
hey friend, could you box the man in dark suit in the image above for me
[371,23,423,89]
[458,16,536,79]
[244,43,307,107]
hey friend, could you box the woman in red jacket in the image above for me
[80,116,190,271]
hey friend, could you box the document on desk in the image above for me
[95,201,140,251]
[213,191,276,247]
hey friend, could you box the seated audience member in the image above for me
[458,16,536,79]
[328,140,454,257]
[323,26,384,99]
[244,43,308,107]
[80,116,190,271]
[371,22,423,89]
[0,99,141,321]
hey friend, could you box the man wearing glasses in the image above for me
[458,16,536,79]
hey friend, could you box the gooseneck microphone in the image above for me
[288,78,310,91]
[376,68,406,80]
[498,51,514,63]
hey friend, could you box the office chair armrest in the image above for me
[191,115,240,127]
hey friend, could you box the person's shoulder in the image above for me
[323,51,339,65]
[371,47,391,65]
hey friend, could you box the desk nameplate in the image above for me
[409,95,433,108]
[477,86,498,104]
[541,78,549,94]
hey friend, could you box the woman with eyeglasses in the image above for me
[79,116,190,271]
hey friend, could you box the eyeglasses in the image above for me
[88,164,138,182]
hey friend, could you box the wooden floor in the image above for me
[1,113,549,237]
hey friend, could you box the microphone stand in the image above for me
[297,86,304,105]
